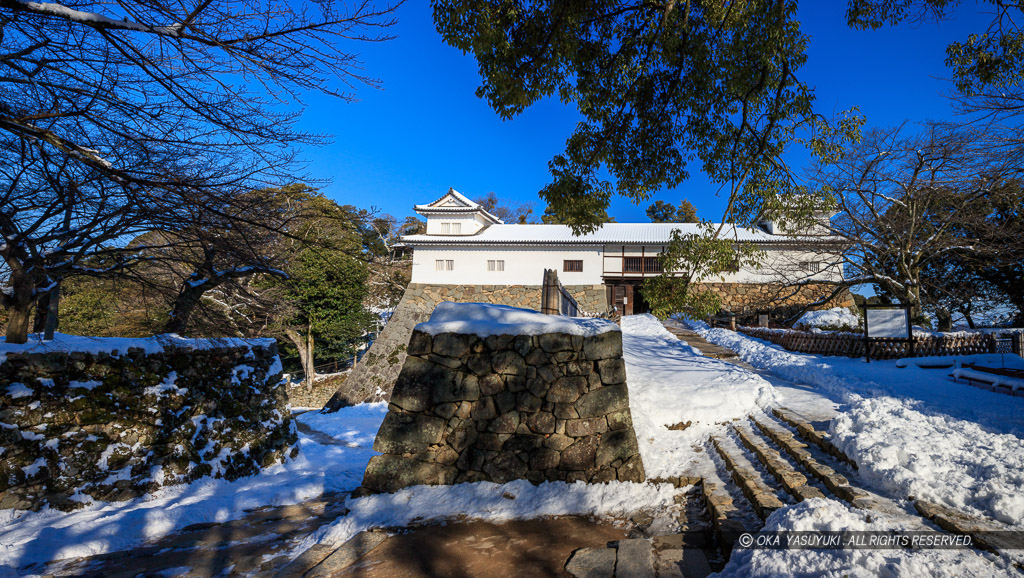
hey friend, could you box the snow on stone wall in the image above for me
[0,338,296,511]
[359,304,645,493]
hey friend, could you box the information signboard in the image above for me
[865,308,910,338]
[863,305,914,362]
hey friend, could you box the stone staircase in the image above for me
[703,406,1024,569]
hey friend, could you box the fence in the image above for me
[738,327,1024,360]
[540,268,580,317]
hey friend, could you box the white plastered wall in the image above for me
[423,213,490,236]
[410,246,604,285]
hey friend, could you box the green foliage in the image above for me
[433,0,831,234]
[541,203,614,224]
[678,200,699,224]
[646,200,699,223]
[641,224,763,318]
[59,282,116,335]
[285,248,374,360]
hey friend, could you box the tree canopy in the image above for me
[647,200,699,223]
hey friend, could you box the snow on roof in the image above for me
[416,302,619,338]
[402,222,828,245]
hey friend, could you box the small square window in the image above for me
[487,260,504,272]
[436,259,454,271]
[563,260,583,272]
[800,261,821,273]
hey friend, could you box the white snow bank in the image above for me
[794,307,861,331]
[896,354,1024,370]
[0,332,274,359]
[719,498,1014,577]
[417,302,618,337]
[692,321,1024,527]
[621,315,777,477]
[314,479,680,549]
[0,404,387,571]
[952,368,1024,390]
[832,397,1024,526]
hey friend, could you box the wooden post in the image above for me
[1013,333,1024,357]
[988,334,999,354]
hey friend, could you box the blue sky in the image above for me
[294,2,992,223]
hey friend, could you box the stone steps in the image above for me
[732,424,826,502]
[751,414,870,507]
[914,499,1021,557]
[771,407,858,470]
[711,435,786,520]
[700,477,752,553]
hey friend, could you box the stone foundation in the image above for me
[696,282,855,323]
[360,322,645,494]
[0,338,296,511]
[324,283,606,409]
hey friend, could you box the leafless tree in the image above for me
[0,0,400,343]
[797,122,1021,319]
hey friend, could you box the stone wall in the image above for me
[324,283,607,410]
[697,282,854,322]
[324,280,849,409]
[0,338,296,511]
[359,326,645,494]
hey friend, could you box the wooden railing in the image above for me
[541,268,580,317]
[737,326,1020,360]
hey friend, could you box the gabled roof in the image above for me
[414,188,504,224]
[402,223,837,246]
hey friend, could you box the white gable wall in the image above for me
[423,213,491,236]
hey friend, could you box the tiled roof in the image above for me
[414,188,503,223]
[402,223,831,245]
[414,188,479,211]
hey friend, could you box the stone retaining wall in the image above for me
[359,327,645,493]
[0,339,296,511]
[696,282,854,321]
[324,283,606,409]
[324,281,850,409]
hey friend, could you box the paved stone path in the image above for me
[661,320,742,361]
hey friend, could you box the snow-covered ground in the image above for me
[620,315,777,478]
[0,404,387,574]
[4,314,1021,577]
[304,313,764,550]
[692,320,1024,571]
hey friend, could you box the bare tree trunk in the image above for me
[165,283,206,335]
[284,327,316,385]
[935,308,953,332]
[43,283,60,339]
[4,264,37,344]
[305,325,315,385]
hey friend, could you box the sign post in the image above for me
[757,310,770,328]
[863,304,913,362]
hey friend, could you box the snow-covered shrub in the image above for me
[793,307,861,332]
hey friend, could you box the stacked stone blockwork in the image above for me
[0,338,296,511]
[361,307,646,494]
